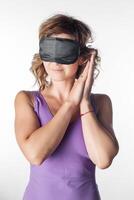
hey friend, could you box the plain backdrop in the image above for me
[0,0,134,199]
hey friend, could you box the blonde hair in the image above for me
[30,13,101,91]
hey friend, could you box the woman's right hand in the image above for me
[66,62,90,107]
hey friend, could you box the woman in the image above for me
[14,14,119,200]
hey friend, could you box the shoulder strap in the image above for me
[29,90,40,113]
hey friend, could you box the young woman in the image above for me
[14,14,119,200]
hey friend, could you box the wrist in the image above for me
[80,109,94,117]
[80,100,93,113]
[64,101,77,112]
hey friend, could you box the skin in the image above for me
[41,33,119,168]
[41,36,95,102]
[14,33,119,168]
[41,33,81,103]
[40,33,95,121]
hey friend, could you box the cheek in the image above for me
[65,64,78,77]
[71,63,79,74]
[43,61,52,73]
[43,61,49,67]
[68,60,79,72]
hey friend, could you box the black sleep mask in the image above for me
[39,36,81,64]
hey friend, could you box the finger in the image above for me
[79,62,90,80]
[87,55,96,77]
[89,51,96,65]
[82,61,90,74]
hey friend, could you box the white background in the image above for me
[0,0,134,199]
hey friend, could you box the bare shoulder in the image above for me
[92,93,112,115]
[14,90,34,108]
[14,90,40,142]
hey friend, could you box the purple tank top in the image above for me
[23,90,101,200]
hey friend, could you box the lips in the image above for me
[52,69,63,71]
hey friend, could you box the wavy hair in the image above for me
[30,13,101,91]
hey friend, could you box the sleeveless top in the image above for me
[23,90,101,200]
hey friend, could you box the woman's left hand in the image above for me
[80,49,97,105]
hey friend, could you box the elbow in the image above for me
[30,157,46,166]
[97,150,118,169]
[98,144,120,170]
[96,153,115,169]
[116,142,120,155]
[97,159,112,169]
[28,154,47,166]
[22,140,49,166]
[97,159,113,169]
[30,159,42,166]
[24,143,51,166]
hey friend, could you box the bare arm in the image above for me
[14,91,75,166]
[80,94,119,169]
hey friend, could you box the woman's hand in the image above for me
[65,49,97,108]
[65,59,89,107]
[80,49,97,102]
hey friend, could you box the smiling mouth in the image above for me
[53,69,63,71]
